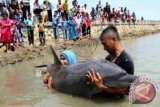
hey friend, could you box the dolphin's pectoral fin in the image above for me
[35,64,47,68]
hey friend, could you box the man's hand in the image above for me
[87,69,128,95]
[87,69,106,89]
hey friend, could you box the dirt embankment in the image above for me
[1,24,160,66]
[0,38,97,67]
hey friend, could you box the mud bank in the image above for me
[0,38,97,67]
[0,24,160,67]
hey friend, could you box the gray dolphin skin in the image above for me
[47,45,138,98]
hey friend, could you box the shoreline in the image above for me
[0,24,160,67]
[91,24,160,39]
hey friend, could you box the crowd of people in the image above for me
[0,0,136,53]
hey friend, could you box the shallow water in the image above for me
[0,33,160,107]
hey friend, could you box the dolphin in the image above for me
[38,45,138,98]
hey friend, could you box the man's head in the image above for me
[99,25,121,55]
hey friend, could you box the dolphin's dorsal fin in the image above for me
[50,45,63,70]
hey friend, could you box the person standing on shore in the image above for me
[61,15,69,41]
[75,13,82,39]
[57,0,63,16]
[25,13,35,46]
[10,13,19,47]
[19,1,26,21]
[86,13,91,37]
[81,12,86,37]
[15,8,24,45]
[90,7,96,22]
[63,0,68,20]
[37,16,45,46]
[22,0,30,19]
[0,12,12,53]
[87,25,134,95]
[96,0,102,20]
[68,17,77,40]
[52,11,59,42]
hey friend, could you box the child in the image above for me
[25,13,34,45]
[90,7,96,21]
[75,13,82,38]
[81,12,86,37]
[62,0,68,20]
[10,13,19,47]
[101,10,106,24]
[0,12,12,53]
[86,13,91,37]
[68,17,77,40]
[57,0,63,16]
[61,15,69,41]
[15,8,24,45]
[43,50,77,88]
[52,11,59,42]
[42,0,48,22]
[37,16,45,46]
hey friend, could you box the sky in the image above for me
[35,0,160,20]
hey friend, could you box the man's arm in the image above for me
[96,84,128,95]
[87,70,128,95]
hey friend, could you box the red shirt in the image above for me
[86,17,91,27]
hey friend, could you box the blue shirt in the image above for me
[52,16,59,28]
[25,19,34,31]
[61,20,68,30]
[81,16,86,25]
[15,15,23,29]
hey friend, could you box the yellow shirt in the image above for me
[63,2,68,11]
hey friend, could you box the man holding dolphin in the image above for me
[87,25,134,95]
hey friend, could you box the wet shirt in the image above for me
[105,50,134,75]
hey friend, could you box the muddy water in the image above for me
[0,33,160,107]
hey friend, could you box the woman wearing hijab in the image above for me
[43,50,77,88]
